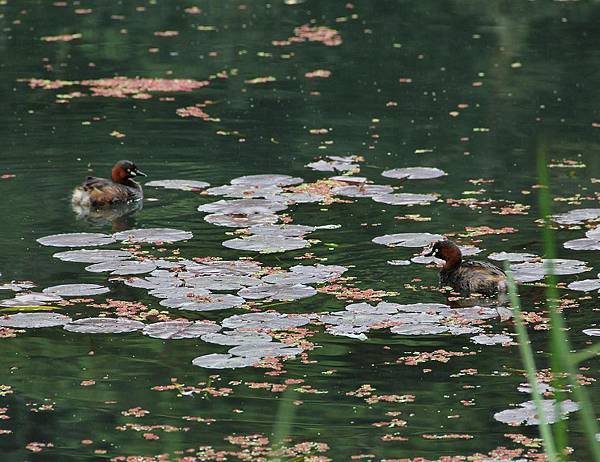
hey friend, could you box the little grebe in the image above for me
[425,240,507,295]
[71,160,146,207]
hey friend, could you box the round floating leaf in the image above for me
[0,312,72,328]
[228,342,303,358]
[563,238,600,251]
[263,264,346,285]
[382,167,446,180]
[278,192,326,204]
[204,212,279,228]
[331,184,394,198]
[470,334,513,345]
[511,259,591,282]
[192,353,259,369]
[186,260,262,276]
[145,179,210,191]
[198,198,287,214]
[567,279,600,292]
[326,325,368,340]
[387,260,411,266]
[37,232,116,247]
[43,284,110,297]
[186,275,262,291]
[1,292,63,307]
[113,228,193,243]
[53,249,133,263]
[248,224,316,237]
[205,184,282,198]
[493,400,579,426]
[221,312,310,330]
[372,193,437,206]
[142,320,220,339]
[586,226,600,240]
[223,235,309,253]
[230,174,303,187]
[64,317,145,334]
[85,260,157,275]
[552,208,600,225]
[149,286,210,299]
[582,329,600,337]
[201,330,273,346]
[238,283,317,301]
[372,233,444,248]
[306,159,357,172]
[329,176,369,184]
[390,324,449,335]
[488,252,537,262]
[161,294,245,311]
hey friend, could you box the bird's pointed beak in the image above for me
[422,246,435,257]
[133,168,147,177]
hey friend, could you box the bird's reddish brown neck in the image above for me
[111,166,129,184]
[441,247,462,270]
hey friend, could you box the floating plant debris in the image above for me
[493,400,579,426]
[145,179,210,191]
[372,193,438,206]
[37,233,116,247]
[238,283,317,301]
[381,167,446,180]
[142,320,220,339]
[53,249,132,263]
[0,312,72,328]
[64,317,145,334]
[191,353,259,369]
[42,283,110,297]
[223,235,310,253]
[113,228,193,243]
[372,233,444,248]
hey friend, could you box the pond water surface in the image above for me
[0,1,599,461]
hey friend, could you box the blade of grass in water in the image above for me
[505,265,558,461]
[536,144,600,460]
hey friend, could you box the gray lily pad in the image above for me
[43,284,110,297]
[488,252,537,262]
[372,193,437,205]
[387,259,411,266]
[277,192,326,203]
[205,212,279,228]
[201,330,273,346]
[186,275,262,291]
[238,283,317,301]
[493,400,579,426]
[192,353,259,369]
[0,312,72,328]
[142,320,220,339]
[563,238,600,251]
[205,184,283,198]
[331,184,394,198]
[382,167,446,180]
[198,198,287,214]
[326,325,369,340]
[0,292,63,307]
[85,260,157,275]
[567,279,600,292]
[263,264,347,285]
[186,260,262,276]
[0,282,36,292]
[306,159,358,172]
[470,334,513,345]
[511,259,591,283]
[390,324,449,335]
[64,317,145,334]
[372,233,444,248]
[161,294,245,311]
[247,224,316,237]
[329,176,369,184]
[145,179,210,191]
[37,232,116,247]
[113,228,193,243]
[53,249,133,263]
[586,226,600,240]
[148,286,211,299]
[230,174,303,187]
[552,208,600,225]
[582,329,600,337]
[223,235,309,253]
[221,312,310,330]
[228,342,303,358]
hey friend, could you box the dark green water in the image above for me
[0,1,599,461]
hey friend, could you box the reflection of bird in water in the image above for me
[71,160,146,231]
[424,240,508,295]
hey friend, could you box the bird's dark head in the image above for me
[424,240,462,269]
[112,160,146,183]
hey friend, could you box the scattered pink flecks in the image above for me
[176,105,211,121]
[109,130,126,138]
[398,77,413,83]
[396,350,476,366]
[461,226,518,237]
[309,128,329,134]
[41,33,82,42]
[244,76,277,84]
[274,24,342,47]
[184,6,202,14]
[592,122,600,128]
[142,432,160,440]
[1,174,15,180]
[154,30,179,37]
[121,407,149,418]
[422,433,474,440]
[80,380,96,387]
[26,442,54,452]
[305,69,332,78]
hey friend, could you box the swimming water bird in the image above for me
[424,240,507,295]
[71,160,146,208]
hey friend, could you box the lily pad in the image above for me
[186,260,262,276]
[493,400,579,426]
[306,158,358,172]
[586,226,600,240]
[552,208,600,225]
[567,278,600,292]
[142,320,220,339]
[205,212,279,228]
[192,353,259,369]
[0,292,63,307]
[223,235,309,253]
[382,167,446,180]
[488,252,537,262]
[148,286,210,299]
[230,174,303,187]
[331,184,394,198]
[145,179,210,191]
[582,329,600,337]
[228,342,303,358]
[390,324,449,335]
[278,192,326,203]
[511,259,591,283]
[221,312,311,330]
[37,233,116,247]
[263,264,347,285]
[205,184,283,198]
[53,249,133,263]
[563,238,600,251]
[43,284,110,297]
[113,228,193,243]
[64,317,145,334]
[247,224,316,237]
[198,198,287,215]
[201,330,273,346]
[0,312,72,328]
[186,275,262,291]
[470,334,512,345]
[372,233,444,248]
[161,294,245,311]
[238,283,317,301]
[85,260,157,275]
[372,193,437,206]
